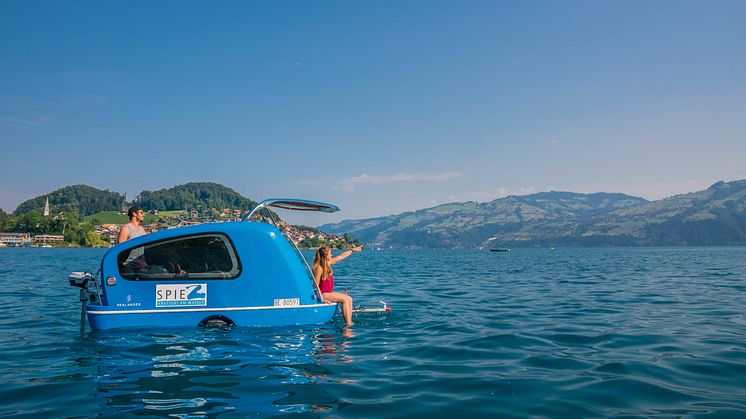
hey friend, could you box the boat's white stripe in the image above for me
[87,303,332,315]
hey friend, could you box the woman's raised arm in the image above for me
[330,246,363,264]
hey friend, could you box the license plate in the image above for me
[273,298,299,307]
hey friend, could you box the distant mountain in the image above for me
[320,180,746,247]
[13,185,125,217]
[135,182,257,212]
[581,180,746,246]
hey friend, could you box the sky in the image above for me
[1,1,745,225]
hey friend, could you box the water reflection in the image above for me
[86,325,354,417]
[310,329,354,364]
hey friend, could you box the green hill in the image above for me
[84,211,128,224]
[135,182,256,211]
[13,185,125,217]
[12,182,256,222]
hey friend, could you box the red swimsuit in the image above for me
[319,275,334,294]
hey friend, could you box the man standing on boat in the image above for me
[118,206,147,244]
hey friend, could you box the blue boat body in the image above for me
[86,221,337,329]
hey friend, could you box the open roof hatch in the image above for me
[243,198,340,222]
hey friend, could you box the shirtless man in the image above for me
[117,206,147,244]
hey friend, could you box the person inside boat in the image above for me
[312,245,363,326]
[118,206,148,244]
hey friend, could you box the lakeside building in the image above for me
[95,224,120,245]
[34,234,65,243]
[0,232,33,246]
[173,221,200,228]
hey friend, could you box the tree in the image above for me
[299,236,322,248]
[19,211,42,233]
[84,230,108,247]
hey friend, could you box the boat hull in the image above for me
[86,303,338,329]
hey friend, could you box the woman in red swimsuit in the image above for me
[312,245,363,326]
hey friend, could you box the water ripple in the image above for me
[1,247,745,417]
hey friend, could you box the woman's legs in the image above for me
[322,291,354,326]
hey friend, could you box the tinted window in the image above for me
[118,234,241,280]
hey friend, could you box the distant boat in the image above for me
[490,248,510,252]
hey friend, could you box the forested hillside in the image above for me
[135,182,256,211]
[13,185,125,217]
[582,180,746,246]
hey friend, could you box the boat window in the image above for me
[117,233,241,280]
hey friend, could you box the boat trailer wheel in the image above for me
[198,315,235,328]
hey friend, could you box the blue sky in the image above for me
[1,1,745,225]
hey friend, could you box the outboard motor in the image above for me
[68,271,100,327]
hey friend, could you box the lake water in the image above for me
[1,247,745,418]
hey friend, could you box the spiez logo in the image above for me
[156,284,207,307]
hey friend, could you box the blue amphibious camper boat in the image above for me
[69,199,344,330]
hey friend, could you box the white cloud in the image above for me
[336,171,463,192]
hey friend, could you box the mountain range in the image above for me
[320,180,746,248]
[10,180,746,247]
